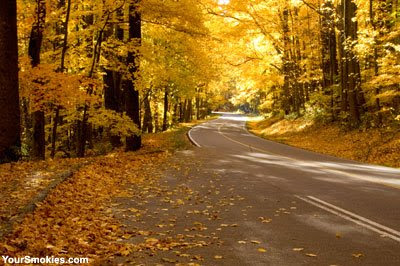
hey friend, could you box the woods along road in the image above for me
[185,113,400,265]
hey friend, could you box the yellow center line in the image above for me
[217,122,400,190]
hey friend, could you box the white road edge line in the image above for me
[295,195,400,243]
[188,127,201,147]
[219,120,400,190]
[306,196,400,237]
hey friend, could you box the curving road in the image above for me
[188,113,400,265]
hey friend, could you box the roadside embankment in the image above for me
[247,117,400,168]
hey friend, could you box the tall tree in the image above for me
[29,0,46,160]
[338,0,363,125]
[320,0,338,120]
[125,1,142,151]
[51,0,72,158]
[104,9,124,147]
[0,0,20,163]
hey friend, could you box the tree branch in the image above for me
[300,0,324,16]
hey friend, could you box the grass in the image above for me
[142,116,218,153]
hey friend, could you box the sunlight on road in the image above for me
[232,152,400,188]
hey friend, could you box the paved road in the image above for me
[188,113,400,265]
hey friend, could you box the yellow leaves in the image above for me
[305,253,317,257]
[249,117,400,168]
[352,253,364,258]
[145,237,159,245]
[257,248,267,253]
[292,247,318,258]
[88,109,141,138]
[214,255,223,259]
[19,58,96,111]
[259,217,272,223]
[121,234,132,240]
[138,230,151,236]
[2,244,17,252]
[0,149,174,260]
[175,199,185,205]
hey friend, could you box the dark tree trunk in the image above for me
[162,87,169,131]
[154,101,160,133]
[321,0,339,120]
[281,7,291,115]
[125,2,142,151]
[104,69,123,146]
[142,91,153,133]
[184,99,193,122]
[51,0,71,158]
[29,0,46,160]
[179,101,184,122]
[0,0,21,162]
[32,112,45,159]
[321,1,338,89]
[196,89,200,120]
[172,102,179,125]
[338,0,362,125]
[337,8,348,113]
[104,9,124,147]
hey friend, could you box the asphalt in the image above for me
[112,113,400,265]
[187,113,400,265]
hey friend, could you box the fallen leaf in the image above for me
[162,258,176,263]
[257,248,267,253]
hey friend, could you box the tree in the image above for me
[29,0,46,160]
[0,0,20,163]
[125,1,142,151]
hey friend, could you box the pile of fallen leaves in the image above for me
[248,117,400,168]
[0,158,88,238]
[0,123,194,263]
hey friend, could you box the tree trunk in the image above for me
[281,6,291,115]
[345,0,361,125]
[321,0,339,120]
[104,9,124,147]
[51,0,71,158]
[125,1,142,151]
[337,0,362,125]
[142,91,153,133]
[172,102,179,125]
[179,101,184,122]
[184,99,193,122]
[0,0,21,162]
[104,69,123,146]
[32,111,45,159]
[162,87,169,131]
[196,89,200,120]
[154,101,160,133]
[29,0,46,160]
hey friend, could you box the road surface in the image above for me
[187,113,400,265]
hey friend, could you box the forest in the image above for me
[1,0,399,162]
